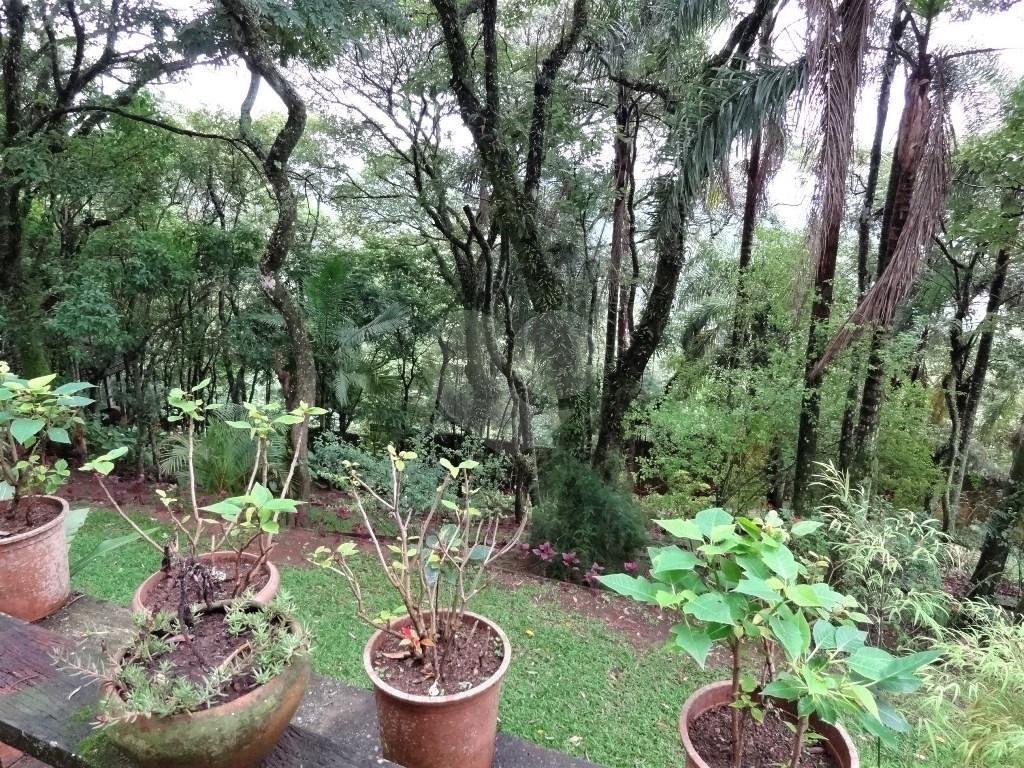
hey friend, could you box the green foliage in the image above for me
[98,599,308,724]
[814,463,951,645]
[0,363,92,504]
[922,603,1024,766]
[532,456,647,572]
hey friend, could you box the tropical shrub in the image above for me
[531,456,647,575]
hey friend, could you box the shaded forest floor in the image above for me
[69,499,962,768]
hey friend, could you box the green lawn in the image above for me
[70,509,956,768]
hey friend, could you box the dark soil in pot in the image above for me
[123,610,264,705]
[690,705,838,768]
[370,619,504,696]
[0,497,63,537]
[140,559,271,613]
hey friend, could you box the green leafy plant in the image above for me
[0,361,92,520]
[599,507,934,768]
[921,602,1024,767]
[814,462,951,645]
[65,597,307,724]
[82,381,324,611]
[310,447,526,690]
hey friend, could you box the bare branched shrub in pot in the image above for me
[310,446,527,768]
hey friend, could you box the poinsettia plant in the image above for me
[82,381,323,611]
[0,362,92,519]
[310,447,527,676]
[599,507,933,768]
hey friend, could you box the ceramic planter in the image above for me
[363,611,512,768]
[0,495,70,621]
[131,550,280,614]
[679,679,859,768]
[104,616,310,768]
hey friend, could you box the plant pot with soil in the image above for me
[311,447,527,768]
[73,599,310,768]
[0,364,95,620]
[82,385,325,614]
[600,507,938,768]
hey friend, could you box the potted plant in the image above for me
[600,507,936,768]
[0,362,93,620]
[65,597,310,768]
[81,381,324,613]
[310,447,527,768]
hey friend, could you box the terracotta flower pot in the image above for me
[104,616,310,768]
[363,611,512,768]
[131,551,280,614]
[679,680,860,768]
[0,495,70,621]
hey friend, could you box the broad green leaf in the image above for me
[47,427,71,445]
[201,500,243,520]
[848,684,880,719]
[225,420,253,430]
[10,418,45,445]
[0,481,13,502]
[791,519,824,537]
[26,374,57,389]
[64,507,90,541]
[671,624,714,667]
[56,395,94,408]
[761,544,799,582]
[768,605,810,661]
[683,591,734,625]
[762,676,801,701]
[735,577,782,604]
[834,624,867,652]
[598,574,662,604]
[274,414,303,425]
[191,377,211,392]
[785,583,845,610]
[695,507,733,536]
[812,619,837,649]
[54,382,93,396]
[876,697,911,733]
[847,647,897,681]
[70,527,159,577]
[651,546,700,574]
[655,518,703,540]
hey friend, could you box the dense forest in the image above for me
[1,0,1023,601]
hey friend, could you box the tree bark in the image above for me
[220,0,316,499]
[969,418,1024,598]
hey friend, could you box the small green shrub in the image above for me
[531,456,647,574]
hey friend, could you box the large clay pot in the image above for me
[105,615,310,768]
[679,680,859,768]
[131,550,280,614]
[364,611,512,768]
[0,495,70,621]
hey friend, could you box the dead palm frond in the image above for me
[812,57,952,376]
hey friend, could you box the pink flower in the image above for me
[531,541,557,563]
[583,562,604,586]
[562,551,580,569]
[623,561,639,574]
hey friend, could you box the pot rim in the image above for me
[0,494,69,547]
[105,608,309,727]
[678,679,859,768]
[363,610,511,706]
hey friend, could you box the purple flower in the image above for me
[562,551,580,569]
[583,562,604,586]
[531,541,557,563]
[623,561,639,574]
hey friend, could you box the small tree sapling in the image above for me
[310,447,527,685]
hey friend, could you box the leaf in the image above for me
[439,457,457,478]
[47,427,71,445]
[768,606,810,662]
[695,507,733,536]
[683,591,735,625]
[597,574,662,604]
[848,684,880,720]
[651,546,700,575]
[812,619,837,649]
[785,583,845,610]
[834,624,867,652]
[762,675,802,702]
[70,528,159,577]
[53,382,93,396]
[225,420,253,430]
[191,377,211,392]
[655,518,704,540]
[761,544,799,582]
[847,647,897,681]
[791,520,823,537]
[10,418,45,445]
[64,507,90,541]
[735,577,783,605]
[274,414,303,425]
[26,374,57,389]
[670,624,714,667]
[56,395,94,408]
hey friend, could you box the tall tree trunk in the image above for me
[837,0,908,470]
[791,0,870,514]
[849,59,931,486]
[220,0,316,499]
[948,245,1013,519]
[727,130,763,370]
[969,417,1024,598]
[602,84,632,399]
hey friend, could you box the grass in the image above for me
[70,508,960,768]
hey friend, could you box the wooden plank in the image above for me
[0,613,388,768]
